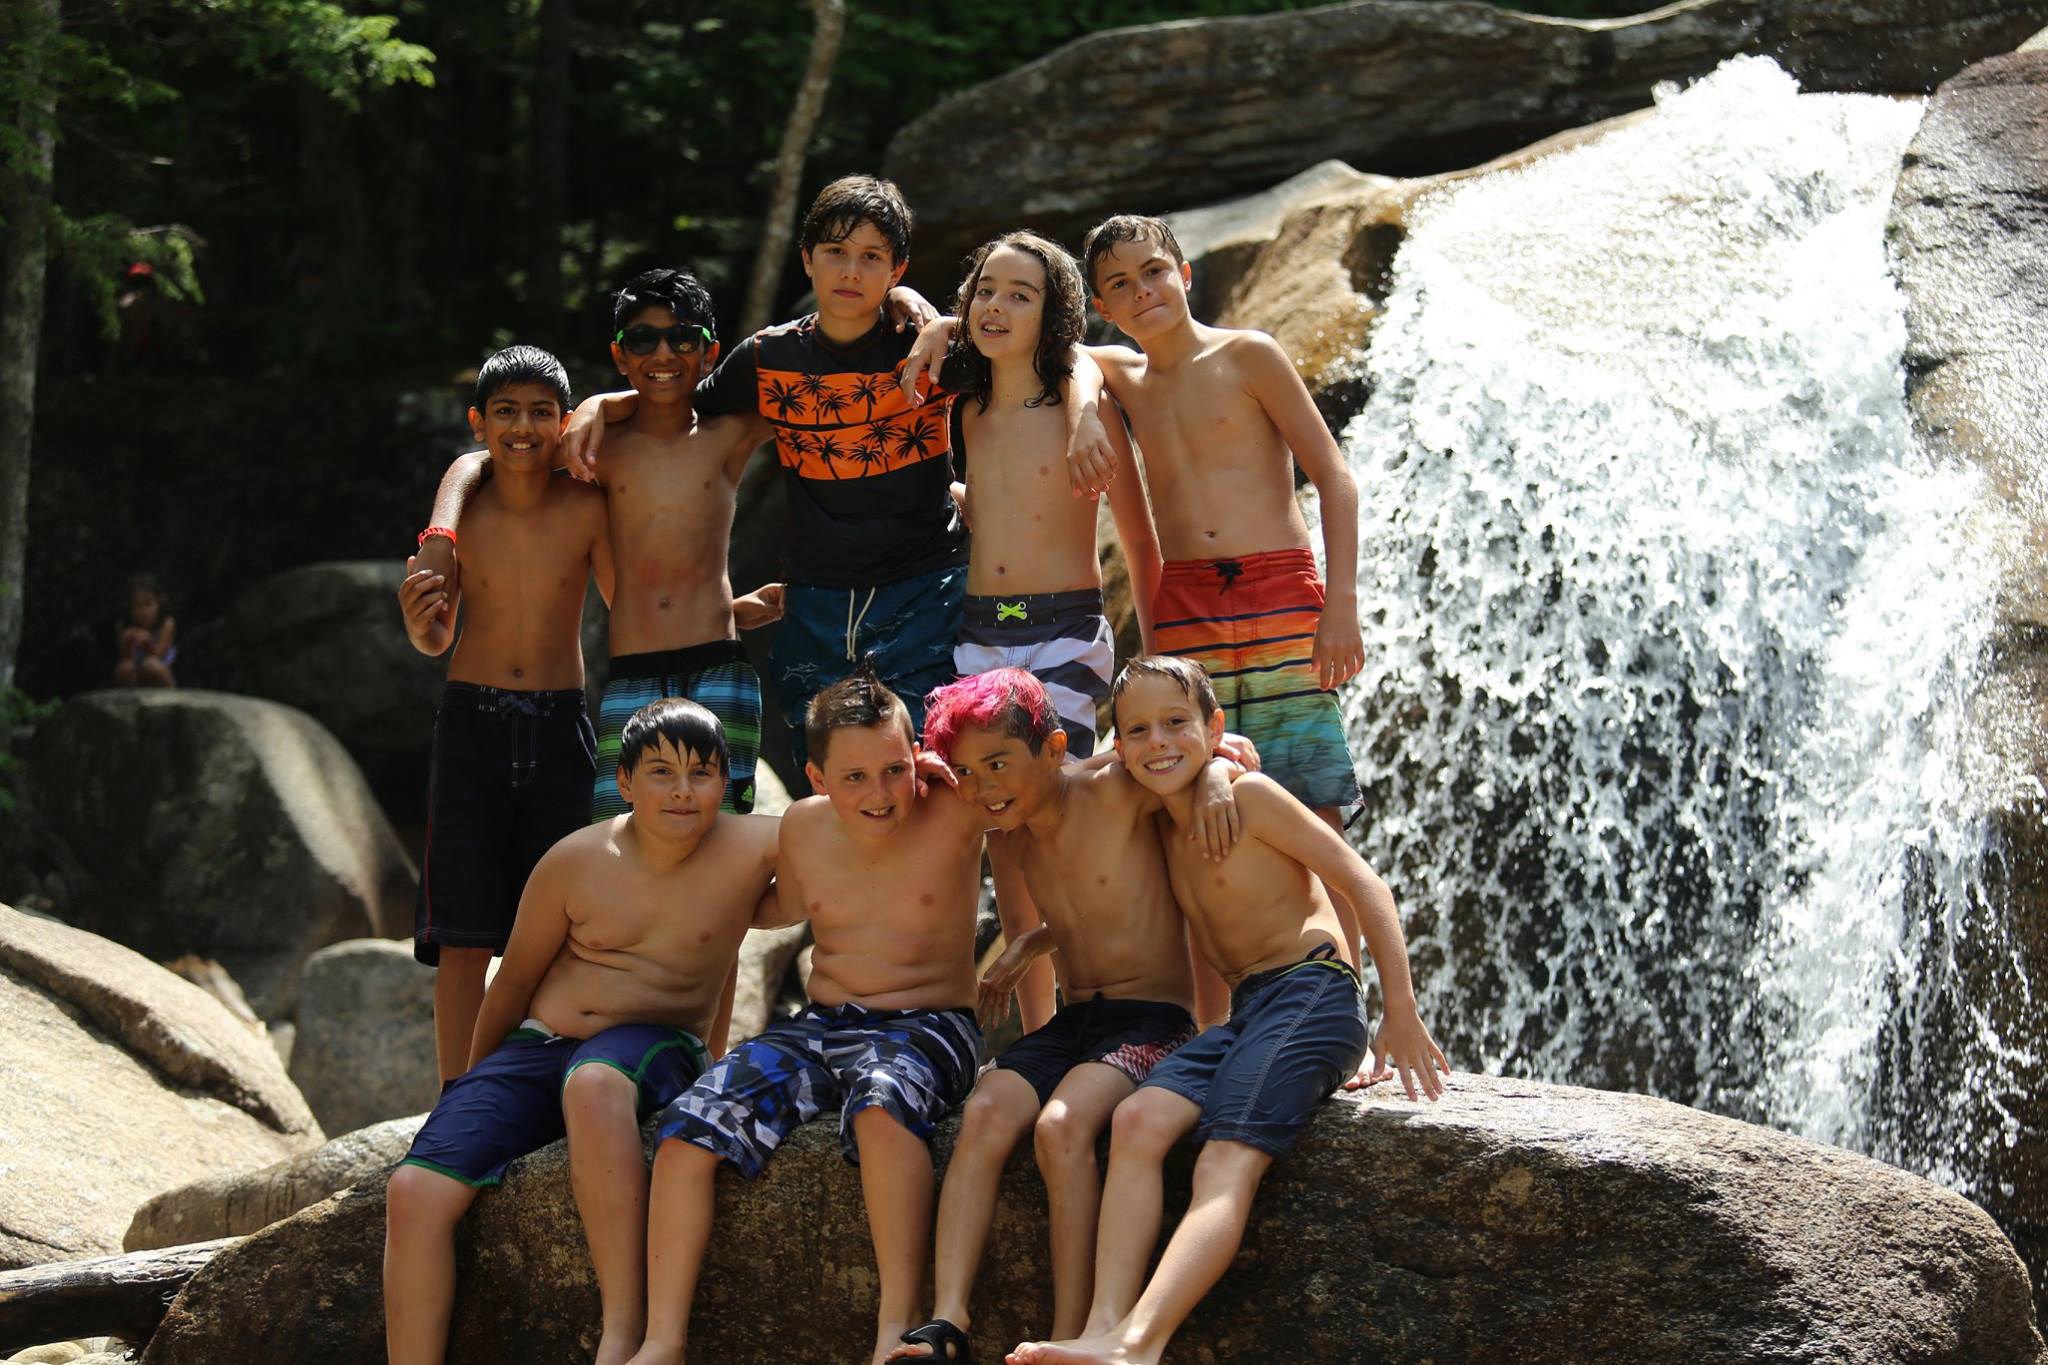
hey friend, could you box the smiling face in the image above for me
[468,380,566,471]
[611,303,716,406]
[966,244,1048,364]
[1089,233,1193,342]
[801,221,907,330]
[948,722,1067,831]
[618,735,725,841]
[1113,672,1225,798]
[806,719,919,840]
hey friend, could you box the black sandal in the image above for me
[897,1318,974,1363]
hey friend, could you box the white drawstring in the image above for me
[845,587,878,661]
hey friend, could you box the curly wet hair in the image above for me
[944,230,1085,413]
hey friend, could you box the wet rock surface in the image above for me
[143,1074,2043,1364]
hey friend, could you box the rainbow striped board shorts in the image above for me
[1151,548,1359,812]
[591,639,761,820]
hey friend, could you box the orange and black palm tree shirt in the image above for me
[696,312,968,590]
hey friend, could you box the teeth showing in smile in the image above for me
[984,799,1013,813]
[1144,756,1182,773]
[506,440,537,451]
[648,370,680,381]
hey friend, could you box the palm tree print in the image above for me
[764,376,809,421]
[813,432,848,479]
[797,372,829,408]
[814,385,851,423]
[851,433,887,474]
[847,374,888,422]
[891,411,939,463]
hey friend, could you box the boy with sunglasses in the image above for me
[414,269,780,821]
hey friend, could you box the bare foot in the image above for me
[1006,1336,1133,1365]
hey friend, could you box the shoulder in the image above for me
[549,470,607,510]
[1083,342,1143,378]
[1232,772,1309,830]
[1211,326,1288,377]
[536,820,610,876]
[724,811,784,858]
[783,796,832,838]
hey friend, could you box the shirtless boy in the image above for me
[1082,216,1369,957]
[943,231,1159,760]
[383,698,782,1365]
[1007,656,1447,1365]
[890,667,1231,1363]
[397,344,613,1081]
[414,269,778,820]
[627,664,988,1365]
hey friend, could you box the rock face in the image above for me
[126,1115,422,1251]
[287,939,438,1137]
[143,1074,2042,1364]
[1888,47,2048,1322]
[0,905,322,1270]
[28,690,416,1017]
[884,0,2048,289]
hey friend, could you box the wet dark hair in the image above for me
[1111,654,1220,722]
[1081,215,1186,294]
[618,697,727,778]
[474,344,571,410]
[801,175,913,266]
[612,267,718,343]
[805,657,914,766]
[946,231,1083,413]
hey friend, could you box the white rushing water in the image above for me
[1339,58,2032,1184]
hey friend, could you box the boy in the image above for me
[891,668,1234,1363]
[397,344,613,1082]
[625,664,989,1365]
[1007,656,1447,1365]
[563,177,1112,779]
[411,269,778,820]
[943,232,1159,760]
[383,698,782,1365]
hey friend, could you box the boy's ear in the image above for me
[556,409,571,433]
[804,759,826,793]
[704,339,721,369]
[888,257,908,287]
[1090,295,1109,322]
[615,764,633,802]
[1046,728,1070,764]
[1207,708,1226,747]
[1180,260,1193,290]
[610,341,628,376]
[467,406,486,441]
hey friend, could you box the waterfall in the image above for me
[1339,57,2034,1193]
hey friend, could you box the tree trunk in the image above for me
[529,0,574,346]
[739,0,846,337]
[0,1237,238,1353]
[0,0,58,694]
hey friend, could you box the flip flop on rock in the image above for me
[896,1318,974,1362]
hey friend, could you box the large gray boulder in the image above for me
[287,939,438,1137]
[0,905,322,1270]
[182,560,612,829]
[884,0,2048,290]
[126,1115,422,1252]
[1887,46,2048,1320]
[28,690,416,1017]
[142,1074,2042,1364]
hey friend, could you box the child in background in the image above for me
[112,573,176,688]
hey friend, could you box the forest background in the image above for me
[0,0,1640,709]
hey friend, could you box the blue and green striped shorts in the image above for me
[592,640,761,819]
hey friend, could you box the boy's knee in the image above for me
[1032,1106,1096,1169]
[1109,1091,1188,1158]
[1191,1138,1273,1191]
[561,1064,637,1126]
[386,1164,476,1230]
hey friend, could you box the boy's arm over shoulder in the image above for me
[414,449,491,583]
[570,475,615,607]
[1236,331,1364,690]
[1099,397,1162,646]
[694,333,763,421]
[467,832,581,1068]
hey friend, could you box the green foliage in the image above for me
[0,686,59,816]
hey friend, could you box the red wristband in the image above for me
[418,526,457,547]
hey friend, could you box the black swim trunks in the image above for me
[992,994,1197,1105]
[414,683,595,964]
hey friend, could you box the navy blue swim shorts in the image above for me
[400,1021,709,1187]
[992,994,1196,1105]
[1139,944,1368,1156]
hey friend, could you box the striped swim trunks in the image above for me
[1151,548,1359,812]
[591,639,761,820]
[952,588,1115,758]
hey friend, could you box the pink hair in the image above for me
[923,667,1058,761]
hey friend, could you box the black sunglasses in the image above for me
[614,322,714,357]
